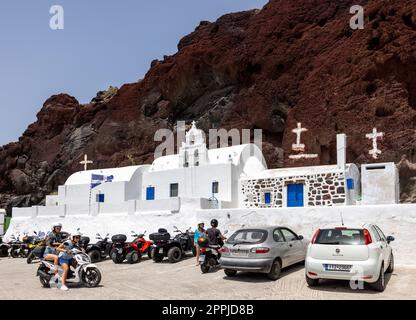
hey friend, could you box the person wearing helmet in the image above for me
[43,223,64,273]
[193,222,206,266]
[56,232,81,291]
[206,219,226,247]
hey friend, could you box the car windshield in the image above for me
[315,228,364,245]
[227,229,267,245]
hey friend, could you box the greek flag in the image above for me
[90,174,114,189]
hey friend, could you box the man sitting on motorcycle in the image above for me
[206,219,226,248]
[56,232,81,291]
[43,223,64,274]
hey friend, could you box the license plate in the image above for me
[199,255,205,262]
[159,248,163,254]
[323,264,352,272]
[231,250,249,257]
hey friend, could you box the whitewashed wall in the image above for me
[7,204,416,265]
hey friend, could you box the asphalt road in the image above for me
[0,255,415,300]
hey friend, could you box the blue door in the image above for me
[287,184,304,207]
[146,186,155,200]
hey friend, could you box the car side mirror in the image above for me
[298,235,304,240]
[386,236,395,243]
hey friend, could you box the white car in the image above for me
[305,224,394,291]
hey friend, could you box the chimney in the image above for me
[337,134,346,170]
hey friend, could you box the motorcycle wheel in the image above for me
[10,249,19,258]
[27,252,35,264]
[88,250,101,263]
[200,263,210,274]
[0,246,8,257]
[111,252,124,264]
[83,267,102,288]
[39,276,51,288]
[126,251,141,264]
[167,247,182,263]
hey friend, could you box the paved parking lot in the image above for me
[0,255,415,300]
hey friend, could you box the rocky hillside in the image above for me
[1,0,416,213]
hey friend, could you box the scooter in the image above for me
[110,231,152,264]
[36,247,101,288]
[8,233,26,258]
[85,233,112,263]
[198,230,228,273]
[150,226,196,263]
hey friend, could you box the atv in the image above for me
[110,231,152,264]
[84,233,112,263]
[150,226,196,263]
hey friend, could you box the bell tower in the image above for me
[179,121,208,167]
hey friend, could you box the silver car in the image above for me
[219,226,308,280]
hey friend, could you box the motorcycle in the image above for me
[150,226,196,263]
[198,230,228,273]
[26,231,47,264]
[110,231,152,264]
[36,247,101,288]
[0,236,9,257]
[8,233,28,258]
[85,233,112,263]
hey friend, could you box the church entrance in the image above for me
[287,184,304,207]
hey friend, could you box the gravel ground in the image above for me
[0,255,415,300]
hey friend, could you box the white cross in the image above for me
[292,122,308,152]
[79,154,93,171]
[366,128,384,159]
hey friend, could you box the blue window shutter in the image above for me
[146,187,155,200]
[346,178,354,190]
[264,192,271,204]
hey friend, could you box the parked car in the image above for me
[305,224,395,292]
[220,226,308,280]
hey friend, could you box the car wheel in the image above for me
[224,269,237,277]
[372,264,385,292]
[305,274,319,287]
[267,259,282,281]
[386,253,394,273]
[88,250,101,263]
[126,251,141,264]
[167,247,182,263]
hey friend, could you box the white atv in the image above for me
[36,248,102,288]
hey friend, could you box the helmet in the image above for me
[51,223,62,231]
[198,222,204,227]
[210,219,218,228]
[70,232,82,240]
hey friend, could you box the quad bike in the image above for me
[36,247,101,288]
[150,226,196,263]
[110,231,152,264]
[84,233,112,263]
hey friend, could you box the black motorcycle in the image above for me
[85,233,112,263]
[197,230,228,273]
[0,236,9,257]
[150,226,196,263]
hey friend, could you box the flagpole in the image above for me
[89,177,92,215]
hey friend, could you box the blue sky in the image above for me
[0,0,268,145]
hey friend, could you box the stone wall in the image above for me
[241,172,347,208]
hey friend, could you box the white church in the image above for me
[11,121,399,220]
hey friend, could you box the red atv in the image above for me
[110,231,153,264]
